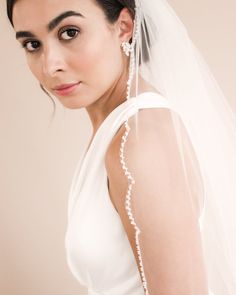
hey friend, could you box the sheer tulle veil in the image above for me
[121,0,236,294]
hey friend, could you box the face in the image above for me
[12,0,131,109]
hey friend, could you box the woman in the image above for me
[6,0,236,294]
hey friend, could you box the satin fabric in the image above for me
[65,92,213,295]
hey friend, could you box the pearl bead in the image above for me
[118,2,149,294]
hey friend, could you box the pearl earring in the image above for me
[121,41,132,57]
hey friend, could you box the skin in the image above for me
[13,2,204,293]
[12,0,138,136]
[12,1,210,294]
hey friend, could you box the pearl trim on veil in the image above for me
[119,1,150,294]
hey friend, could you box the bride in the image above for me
[7,0,236,294]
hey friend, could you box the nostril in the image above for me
[42,65,64,77]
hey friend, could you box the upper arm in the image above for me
[105,107,208,294]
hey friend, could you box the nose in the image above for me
[41,42,66,77]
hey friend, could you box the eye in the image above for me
[59,27,80,41]
[22,40,40,53]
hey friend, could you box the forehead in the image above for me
[12,0,103,30]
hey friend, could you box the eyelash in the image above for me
[21,27,80,53]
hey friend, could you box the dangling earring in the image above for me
[121,41,132,57]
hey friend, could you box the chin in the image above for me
[57,95,90,110]
[60,100,84,110]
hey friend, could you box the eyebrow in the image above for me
[15,10,84,40]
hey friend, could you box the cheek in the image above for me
[26,57,43,83]
[71,34,123,87]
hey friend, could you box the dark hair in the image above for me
[6,0,150,119]
[7,0,135,26]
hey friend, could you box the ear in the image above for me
[117,7,134,43]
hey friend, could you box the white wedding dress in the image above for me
[64,92,214,295]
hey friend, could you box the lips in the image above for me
[53,82,80,90]
[52,82,81,96]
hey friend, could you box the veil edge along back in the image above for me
[120,1,236,294]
